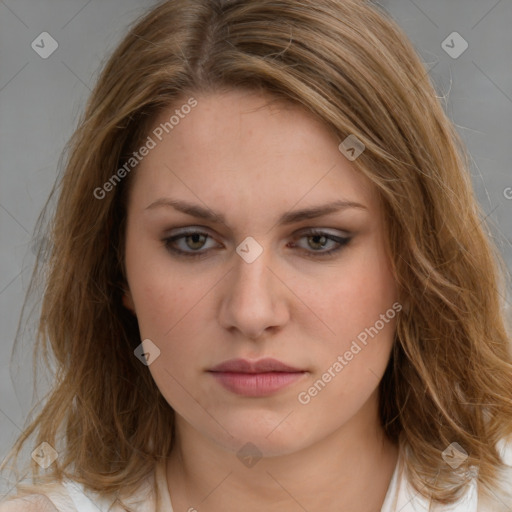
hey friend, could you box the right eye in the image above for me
[162,229,221,258]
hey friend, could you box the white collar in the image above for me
[60,438,512,511]
[380,451,478,512]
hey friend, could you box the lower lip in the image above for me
[209,371,306,397]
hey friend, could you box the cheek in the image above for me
[316,246,397,343]
[136,278,207,347]
[125,235,201,337]
[301,238,397,396]
[126,258,220,391]
[295,313,396,436]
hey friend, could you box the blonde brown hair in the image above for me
[3,0,512,508]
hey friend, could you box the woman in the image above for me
[1,0,511,510]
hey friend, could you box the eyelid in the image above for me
[164,225,350,239]
[293,227,350,237]
[162,226,353,259]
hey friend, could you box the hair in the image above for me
[2,0,512,509]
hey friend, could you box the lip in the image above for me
[208,358,307,397]
[209,357,304,373]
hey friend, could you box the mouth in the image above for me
[207,358,307,397]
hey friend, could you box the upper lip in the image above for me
[208,358,304,373]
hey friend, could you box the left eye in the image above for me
[165,231,218,254]
[290,230,351,255]
[163,229,351,258]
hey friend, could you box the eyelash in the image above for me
[162,229,352,259]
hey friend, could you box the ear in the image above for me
[122,288,136,314]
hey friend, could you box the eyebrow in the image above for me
[145,198,367,225]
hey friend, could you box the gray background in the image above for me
[1,0,511,498]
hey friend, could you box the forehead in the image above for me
[128,89,379,217]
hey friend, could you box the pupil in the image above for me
[310,235,326,249]
[188,234,204,249]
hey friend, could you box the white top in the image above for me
[2,440,512,511]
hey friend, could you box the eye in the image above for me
[289,229,352,258]
[162,228,352,259]
[163,229,220,258]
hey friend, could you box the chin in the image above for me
[204,416,313,458]
[224,434,305,459]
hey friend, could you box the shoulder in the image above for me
[497,435,512,467]
[0,465,164,512]
[0,487,73,512]
[385,436,512,511]
[478,436,512,511]
[0,478,109,512]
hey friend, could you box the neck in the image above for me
[166,393,398,512]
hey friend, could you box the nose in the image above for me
[217,243,290,340]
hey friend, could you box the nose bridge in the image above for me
[231,240,273,302]
[218,237,288,338]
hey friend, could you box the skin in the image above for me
[123,89,399,512]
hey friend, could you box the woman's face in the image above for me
[123,89,399,456]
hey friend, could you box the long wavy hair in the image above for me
[3,0,512,509]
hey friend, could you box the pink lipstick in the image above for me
[208,358,307,397]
